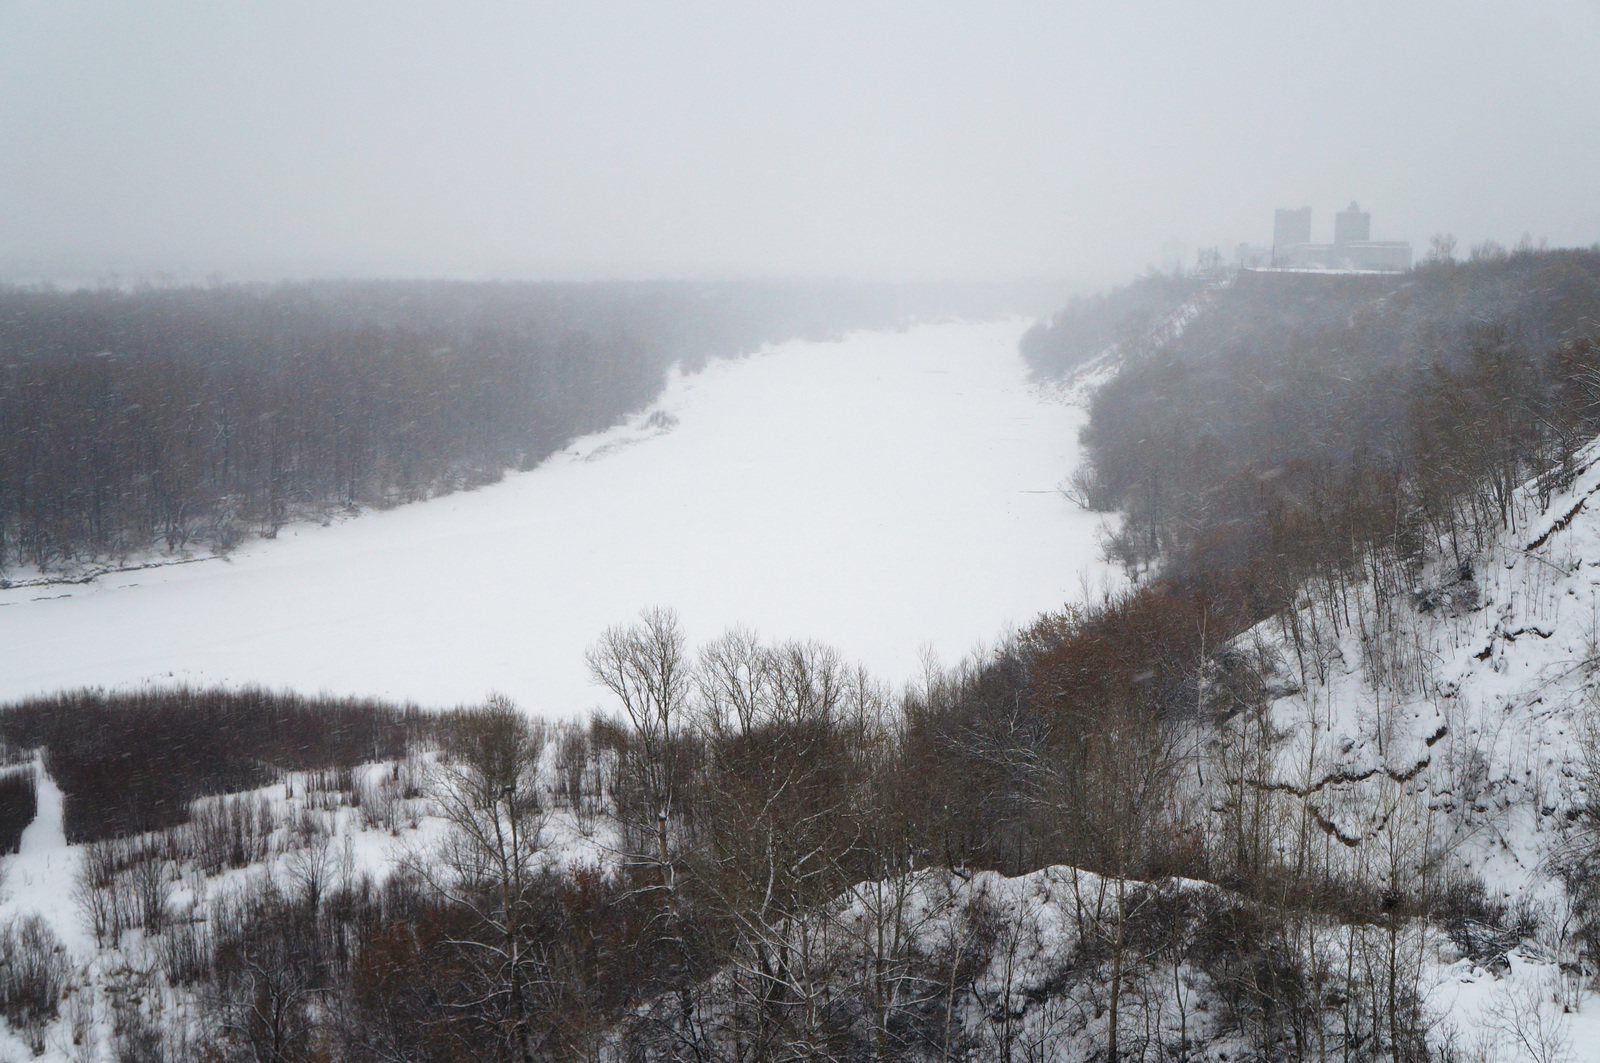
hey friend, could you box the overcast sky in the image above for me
[2,1,1597,288]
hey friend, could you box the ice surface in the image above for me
[0,319,1116,715]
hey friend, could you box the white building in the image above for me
[1236,202,1412,272]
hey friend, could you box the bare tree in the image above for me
[688,632,881,1062]
[74,839,130,947]
[696,625,773,737]
[128,845,174,935]
[0,914,71,1054]
[1480,970,1572,1063]
[406,695,550,1063]
[586,606,692,894]
[1026,620,1187,1063]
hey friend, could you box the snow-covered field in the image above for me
[0,318,1116,715]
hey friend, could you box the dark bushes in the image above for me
[0,687,428,841]
[0,914,70,1052]
[0,764,36,853]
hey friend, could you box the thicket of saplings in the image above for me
[0,764,36,854]
[0,689,432,841]
[0,278,995,577]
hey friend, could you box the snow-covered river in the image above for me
[0,319,1116,715]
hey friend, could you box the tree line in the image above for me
[0,279,1020,575]
[1018,267,1208,378]
[1055,248,1600,615]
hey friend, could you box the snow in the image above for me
[0,318,1116,716]
[23,310,1600,1055]
[1236,439,1600,901]
[1207,432,1600,1053]
[0,759,87,952]
[1429,952,1600,1062]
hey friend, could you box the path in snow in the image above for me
[0,319,1117,716]
[0,760,87,950]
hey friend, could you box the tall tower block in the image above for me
[1335,202,1370,245]
[1273,208,1311,262]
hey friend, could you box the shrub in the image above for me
[0,914,71,1047]
[0,764,36,854]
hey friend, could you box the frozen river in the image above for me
[0,319,1116,715]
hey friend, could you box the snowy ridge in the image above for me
[1233,439,1600,895]
[626,857,1600,1061]
[625,866,1242,1062]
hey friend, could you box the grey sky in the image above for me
[2,1,1597,287]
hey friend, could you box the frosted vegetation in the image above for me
[7,249,1600,1061]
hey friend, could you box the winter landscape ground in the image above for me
[7,256,1600,1063]
[9,4,1600,1059]
[6,402,1600,1061]
[0,318,1114,713]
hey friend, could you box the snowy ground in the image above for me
[1212,435,1600,1057]
[0,760,85,951]
[0,318,1115,716]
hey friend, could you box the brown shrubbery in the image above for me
[0,687,425,840]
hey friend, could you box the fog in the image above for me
[1,1,1597,286]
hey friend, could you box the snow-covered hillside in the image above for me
[1232,439,1600,903]
[0,319,1115,715]
[0,756,433,1063]
[1204,437,1600,1055]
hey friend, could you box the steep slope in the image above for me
[1185,434,1600,1054]
[1228,438,1600,901]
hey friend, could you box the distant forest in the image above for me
[1027,246,1600,611]
[0,279,1026,576]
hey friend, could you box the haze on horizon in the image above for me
[2,1,1597,289]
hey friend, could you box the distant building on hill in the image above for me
[1334,202,1370,245]
[1237,202,1412,272]
[1274,208,1311,259]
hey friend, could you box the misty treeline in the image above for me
[1045,246,1600,606]
[0,279,1010,576]
[1019,267,1207,377]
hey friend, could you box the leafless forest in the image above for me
[0,280,1018,576]
[4,246,1600,1061]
